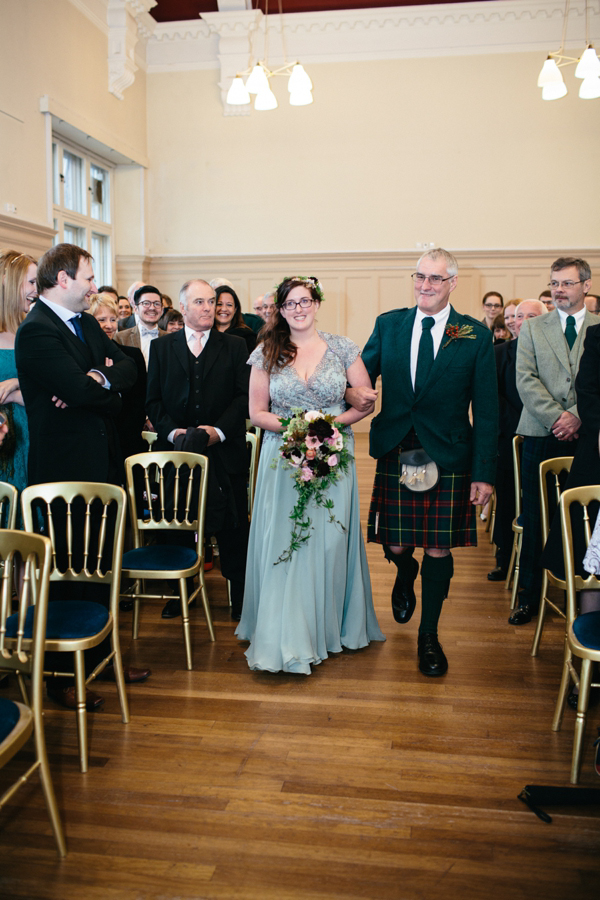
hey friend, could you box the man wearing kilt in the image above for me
[348,248,498,676]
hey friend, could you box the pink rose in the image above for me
[305,434,321,449]
[301,466,314,481]
[304,410,321,422]
[327,454,338,467]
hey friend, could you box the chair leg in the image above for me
[571,658,593,784]
[180,578,193,671]
[111,630,130,725]
[33,704,67,856]
[132,579,141,640]
[510,534,522,610]
[489,499,496,543]
[505,533,517,590]
[552,637,572,732]
[531,570,548,657]
[73,651,88,774]
[198,569,215,642]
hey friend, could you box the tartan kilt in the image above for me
[367,436,477,549]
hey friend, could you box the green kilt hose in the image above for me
[367,433,477,549]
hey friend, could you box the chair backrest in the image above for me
[559,486,600,628]
[246,432,259,517]
[539,456,573,545]
[512,435,524,520]
[0,531,52,685]
[124,452,209,544]
[142,430,158,451]
[0,481,18,530]
[20,482,126,612]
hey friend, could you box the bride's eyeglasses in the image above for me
[281,298,315,312]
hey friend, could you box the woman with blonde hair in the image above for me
[0,251,37,503]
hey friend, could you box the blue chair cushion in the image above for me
[122,545,197,572]
[0,696,21,743]
[516,514,524,527]
[5,601,109,641]
[573,610,600,651]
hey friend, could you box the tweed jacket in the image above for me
[516,308,597,437]
[362,305,498,484]
[114,324,166,351]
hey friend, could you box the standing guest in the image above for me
[118,281,144,330]
[118,296,132,321]
[115,284,166,367]
[503,299,521,339]
[511,257,596,625]
[236,276,385,673]
[146,279,250,620]
[0,252,37,508]
[585,293,600,315]
[492,314,511,344]
[482,291,504,330]
[261,291,276,324]
[161,294,173,310]
[159,308,184,333]
[348,248,498,677]
[489,299,546,581]
[214,285,257,354]
[14,243,148,709]
[98,285,119,303]
[253,294,265,318]
[539,289,555,312]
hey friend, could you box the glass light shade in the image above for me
[542,81,568,100]
[245,64,269,94]
[254,86,278,110]
[537,57,563,87]
[289,88,313,106]
[226,77,251,105]
[579,75,600,99]
[287,64,313,94]
[575,46,600,79]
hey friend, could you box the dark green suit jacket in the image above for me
[362,305,498,485]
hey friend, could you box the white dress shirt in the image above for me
[38,296,110,388]
[410,303,452,390]
[167,328,225,444]
[556,305,586,336]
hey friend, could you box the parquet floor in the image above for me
[1,433,599,899]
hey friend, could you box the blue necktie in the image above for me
[70,315,86,344]
[415,317,435,394]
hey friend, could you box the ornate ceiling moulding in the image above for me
[107,0,158,99]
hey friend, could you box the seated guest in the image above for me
[482,291,504,330]
[489,299,546,580]
[539,289,555,312]
[214,285,256,354]
[492,314,511,344]
[159,308,184,333]
[115,284,166,367]
[503,299,521,339]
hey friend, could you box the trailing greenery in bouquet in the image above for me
[274,408,353,564]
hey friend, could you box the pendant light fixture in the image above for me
[537,0,600,100]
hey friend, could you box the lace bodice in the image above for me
[248,331,360,418]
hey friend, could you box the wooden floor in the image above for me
[1,433,599,899]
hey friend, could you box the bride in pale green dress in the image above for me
[236,276,385,674]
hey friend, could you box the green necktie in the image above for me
[565,315,577,350]
[415,317,435,394]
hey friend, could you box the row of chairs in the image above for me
[0,430,262,855]
[503,436,600,782]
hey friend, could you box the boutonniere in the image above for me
[442,324,477,349]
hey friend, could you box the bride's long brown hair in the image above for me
[261,277,322,374]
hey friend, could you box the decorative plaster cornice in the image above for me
[146,0,597,73]
[107,0,156,99]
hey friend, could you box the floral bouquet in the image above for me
[274,408,352,564]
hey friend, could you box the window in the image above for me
[52,137,114,287]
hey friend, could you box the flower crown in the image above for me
[274,275,325,305]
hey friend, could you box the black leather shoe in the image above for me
[391,557,419,624]
[120,599,134,612]
[417,633,448,677]
[487,566,507,582]
[567,686,579,711]
[161,596,197,619]
[508,604,537,626]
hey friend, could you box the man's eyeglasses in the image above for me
[138,300,162,310]
[281,298,315,312]
[549,280,584,290]
[411,273,453,286]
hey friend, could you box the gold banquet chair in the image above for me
[505,435,524,608]
[552,485,600,783]
[531,456,573,657]
[246,431,260,520]
[0,531,66,855]
[121,452,212,670]
[0,481,18,529]
[21,482,129,773]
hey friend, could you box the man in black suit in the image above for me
[15,243,150,708]
[146,278,250,620]
[489,299,546,581]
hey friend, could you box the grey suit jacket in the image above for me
[114,325,166,351]
[516,308,597,436]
